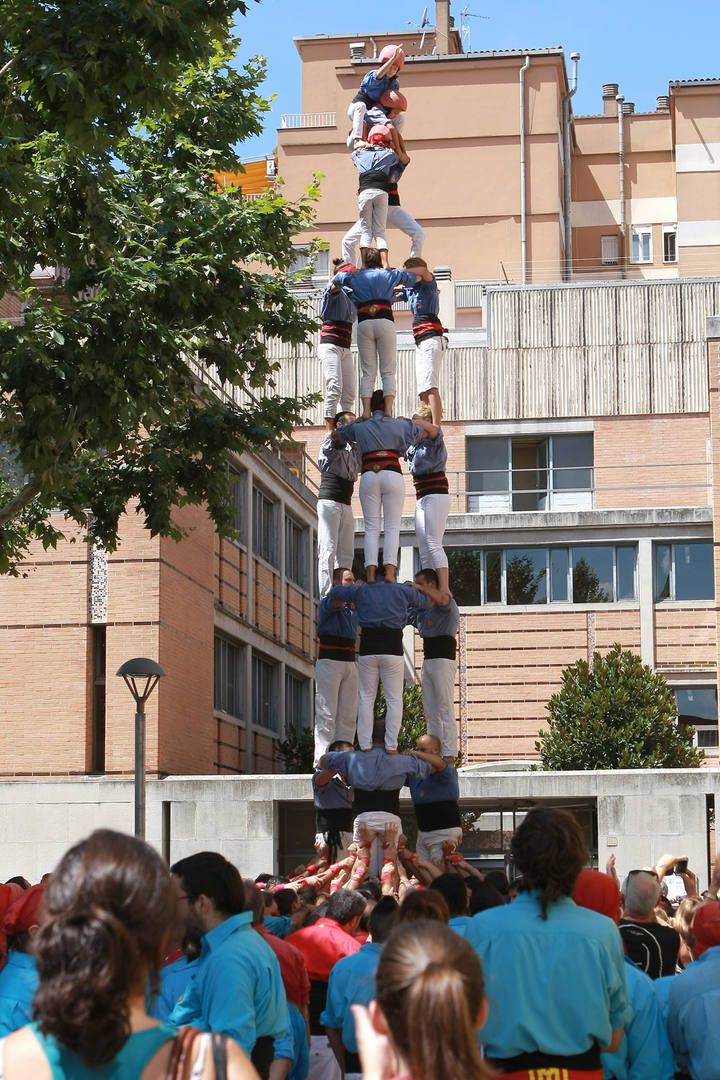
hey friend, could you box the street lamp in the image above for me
[116,658,165,839]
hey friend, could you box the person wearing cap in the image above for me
[317,415,361,598]
[332,260,426,419]
[333,390,435,583]
[346,45,404,149]
[0,883,44,1036]
[313,569,359,765]
[667,900,720,1080]
[351,125,409,270]
[363,89,408,157]
[319,259,357,433]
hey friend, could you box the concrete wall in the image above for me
[0,770,717,889]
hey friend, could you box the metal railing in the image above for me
[280,112,337,129]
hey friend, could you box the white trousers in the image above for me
[318,343,355,419]
[317,499,355,597]
[416,825,464,865]
[342,205,424,264]
[357,318,397,400]
[358,188,389,250]
[415,334,444,394]
[421,657,458,758]
[359,469,405,568]
[314,658,359,763]
[357,653,405,750]
[415,492,450,571]
[309,1036,341,1080]
[353,811,402,876]
[347,100,367,141]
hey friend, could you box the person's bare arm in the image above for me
[605,853,619,885]
[601,1030,624,1055]
[325,1028,346,1073]
[408,747,446,772]
[412,578,449,607]
[313,768,335,787]
[376,47,402,79]
[268,1059,292,1080]
[655,853,686,883]
[710,851,720,897]
[679,867,698,897]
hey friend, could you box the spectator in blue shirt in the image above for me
[169,851,290,1080]
[667,900,720,1080]
[322,897,399,1079]
[0,884,43,1037]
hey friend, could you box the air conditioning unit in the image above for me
[265,158,277,178]
[349,41,366,59]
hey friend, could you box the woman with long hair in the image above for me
[353,919,491,1080]
[0,829,257,1079]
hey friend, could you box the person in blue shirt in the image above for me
[322,897,399,1079]
[314,567,359,764]
[346,45,404,148]
[398,258,446,425]
[169,851,290,1080]
[352,127,408,274]
[0,884,43,1037]
[466,808,631,1076]
[313,738,355,863]
[409,570,459,754]
[317,414,361,599]
[667,899,720,1080]
[406,419,451,596]
[429,874,474,937]
[407,734,463,864]
[318,264,357,433]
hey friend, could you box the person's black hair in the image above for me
[369,388,385,413]
[326,888,366,926]
[369,896,399,943]
[356,879,383,902]
[429,874,468,918]
[171,851,244,917]
[510,808,587,919]
[296,884,318,906]
[254,873,285,887]
[304,902,328,926]
[5,876,30,890]
[482,870,510,897]
[333,410,353,426]
[273,888,297,917]
[364,250,383,269]
[328,738,353,752]
[468,882,504,915]
[243,881,265,923]
[415,568,439,588]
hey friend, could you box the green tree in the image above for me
[0,1,319,574]
[536,644,704,770]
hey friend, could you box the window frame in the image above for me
[252,652,279,733]
[285,669,311,736]
[662,224,678,265]
[654,541,714,602]
[601,234,620,266]
[285,513,308,590]
[252,484,279,568]
[214,635,244,721]
[228,465,246,543]
[672,684,718,749]
[466,432,594,513]
[630,225,653,265]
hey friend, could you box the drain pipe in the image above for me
[562,52,580,280]
[519,54,530,284]
[617,92,626,278]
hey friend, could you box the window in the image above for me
[285,671,310,736]
[654,542,714,601]
[286,245,329,285]
[631,225,653,264]
[252,653,279,731]
[674,686,718,748]
[467,433,593,513]
[285,514,308,589]
[253,485,278,567]
[447,544,637,606]
[662,224,678,264]
[601,235,620,265]
[90,625,107,773]
[228,467,246,539]
[214,636,243,719]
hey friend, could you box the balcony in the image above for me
[280,112,337,129]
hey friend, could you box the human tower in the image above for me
[312,44,460,822]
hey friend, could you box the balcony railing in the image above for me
[280,112,337,129]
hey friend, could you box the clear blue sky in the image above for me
[233,0,720,158]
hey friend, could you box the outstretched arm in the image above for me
[408,748,446,772]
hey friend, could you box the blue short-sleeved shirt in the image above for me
[0,951,38,1036]
[324,747,431,791]
[408,595,459,639]
[317,595,358,641]
[333,268,416,305]
[465,892,632,1060]
[150,954,200,1021]
[406,429,448,477]
[667,945,720,1079]
[402,277,440,318]
[168,911,289,1054]
[408,765,459,804]
[359,71,400,103]
[329,580,429,630]
[320,283,356,325]
[601,957,675,1080]
[320,942,382,1052]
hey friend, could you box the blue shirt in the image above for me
[168,911,289,1054]
[318,595,358,640]
[324,747,431,791]
[602,957,675,1080]
[330,580,429,629]
[359,70,400,103]
[333,268,416,305]
[401,277,440,317]
[0,951,38,1036]
[408,764,459,804]
[337,411,421,457]
[264,914,292,939]
[406,428,448,476]
[667,945,720,1080]
[150,954,200,1022]
[320,283,356,325]
[313,771,354,811]
[29,1022,177,1079]
[352,147,403,187]
[465,892,632,1060]
[320,942,382,1053]
[449,915,473,937]
[408,596,459,639]
[318,436,360,483]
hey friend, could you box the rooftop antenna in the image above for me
[407,5,430,51]
[460,5,491,52]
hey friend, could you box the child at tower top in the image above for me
[347,45,405,149]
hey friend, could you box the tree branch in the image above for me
[0,475,43,527]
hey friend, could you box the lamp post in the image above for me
[116,658,165,839]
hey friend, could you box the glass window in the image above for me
[285,514,308,589]
[631,226,652,264]
[506,548,547,605]
[485,550,502,603]
[601,235,620,265]
[252,653,278,732]
[511,438,548,512]
[552,434,593,492]
[286,671,310,736]
[674,686,718,748]
[229,467,245,538]
[662,225,678,264]
[447,548,482,605]
[655,543,671,601]
[655,542,713,601]
[571,546,614,603]
[467,437,508,494]
[550,548,570,602]
[215,636,243,719]
[253,486,278,567]
[616,546,637,601]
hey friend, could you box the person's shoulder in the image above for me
[2,1026,51,1079]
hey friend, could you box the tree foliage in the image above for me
[536,644,704,770]
[0,0,319,573]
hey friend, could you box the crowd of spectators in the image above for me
[0,808,719,1078]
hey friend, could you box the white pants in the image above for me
[359,469,405,568]
[422,657,458,757]
[358,653,405,749]
[342,206,424,264]
[317,499,355,597]
[416,493,450,571]
[357,318,397,400]
[416,825,463,865]
[314,658,359,763]
[347,100,367,141]
[309,1035,341,1080]
[358,188,389,250]
[319,343,355,419]
[314,831,354,858]
[415,334,444,394]
[353,811,402,876]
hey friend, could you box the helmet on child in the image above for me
[380,89,407,112]
[378,44,405,69]
[367,125,392,147]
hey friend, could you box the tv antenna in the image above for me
[408,5,430,51]
[460,5,491,52]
